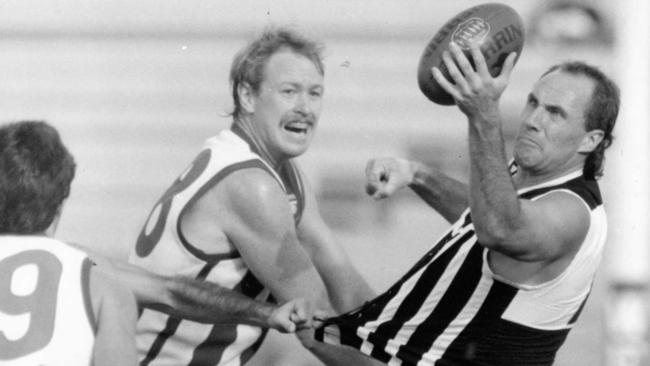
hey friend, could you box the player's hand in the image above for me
[432,41,516,120]
[365,157,416,199]
[268,298,312,333]
[295,309,330,349]
[312,309,329,329]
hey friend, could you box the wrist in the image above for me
[253,302,276,328]
[469,105,502,128]
[408,161,428,188]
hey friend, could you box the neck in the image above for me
[3,231,49,237]
[231,119,282,170]
[513,163,583,189]
[44,213,61,237]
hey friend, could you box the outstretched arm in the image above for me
[365,157,468,223]
[90,253,311,332]
[161,276,311,332]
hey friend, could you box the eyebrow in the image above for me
[528,92,568,119]
[545,104,568,119]
[281,81,324,89]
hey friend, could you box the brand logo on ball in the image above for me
[452,17,490,49]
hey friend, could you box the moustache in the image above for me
[283,113,316,125]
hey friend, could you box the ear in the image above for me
[238,82,255,114]
[578,129,604,153]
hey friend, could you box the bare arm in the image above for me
[296,170,375,313]
[217,168,329,310]
[162,277,311,332]
[365,157,468,223]
[432,42,589,261]
[91,254,310,332]
[90,267,138,366]
[297,331,385,366]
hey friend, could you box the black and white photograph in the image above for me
[0,1,647,365]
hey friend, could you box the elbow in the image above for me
[472,207,526,250]
[473,219,517,251]
[474,225,506,248]
[474,223,538,260]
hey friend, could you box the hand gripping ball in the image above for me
[417,2,525,105]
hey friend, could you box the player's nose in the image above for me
[294,93,311,115]
[522,108,543,132]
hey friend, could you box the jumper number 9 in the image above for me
[0,250,62,360]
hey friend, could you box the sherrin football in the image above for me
[417,2,525,105]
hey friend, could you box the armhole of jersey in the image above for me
[176,158,276,263]
[281,160,305,224]
[519,175,601,210]
[530,188,592,214]
[565,179,601,209]
[81,257,98,335]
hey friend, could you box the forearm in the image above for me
[408,161,469,223]
[467,115,522,244]
[300,229,375,313]
[151,277,275,326]
[429,39,521,244]
[92,253,282,326]
[305,340,383,366]
[306,245,372,313]
[102,259,275,326]
[321,265,374,314]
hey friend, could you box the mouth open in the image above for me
[284,122,310,135]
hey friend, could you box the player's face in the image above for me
[513,71,596,176]
[249,50,324,162]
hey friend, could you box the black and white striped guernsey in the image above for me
[315,168,607,366]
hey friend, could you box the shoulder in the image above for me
[531,190,591,250]
[89,265,137,318]
[221,166,287,207]
[184,157,284,213]
[533,189,592,219]
[211,166,297,234]
[522,175,602,210]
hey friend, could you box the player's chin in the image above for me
[284,145,309,158]
[513,149,541,169]
[280,136,313,157]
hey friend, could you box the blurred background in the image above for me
[0,0,647,365]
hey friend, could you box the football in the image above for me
[417,3,525,105]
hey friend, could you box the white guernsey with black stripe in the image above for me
[130,126,304,366]
[316,169,606,366]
